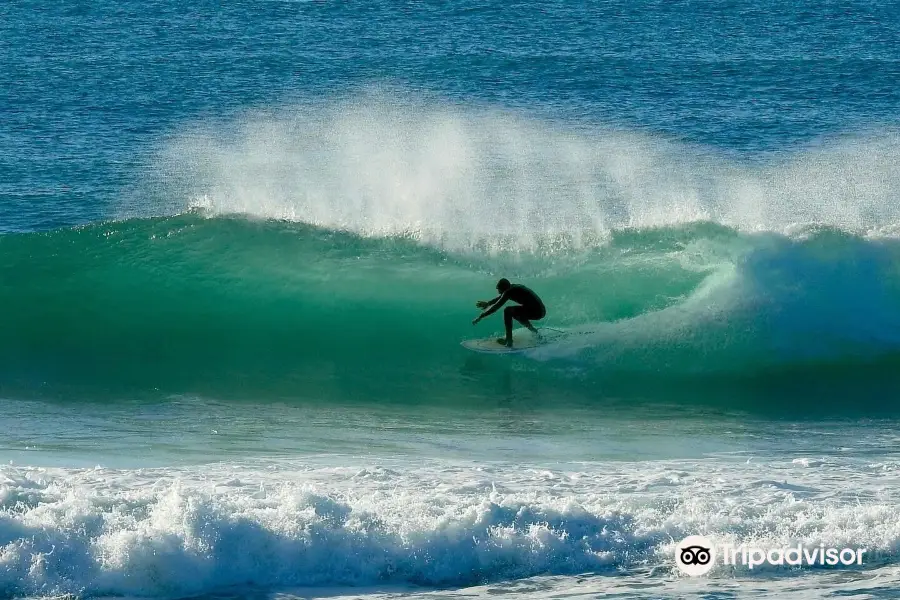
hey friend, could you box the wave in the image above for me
[3,214,900,409]
[5,95,900,405]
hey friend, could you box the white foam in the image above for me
[1,455,899,597]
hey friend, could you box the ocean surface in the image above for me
[3,1,900,598]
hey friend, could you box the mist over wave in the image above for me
[137,93,900,252]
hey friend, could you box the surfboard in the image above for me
[461,328,563,354]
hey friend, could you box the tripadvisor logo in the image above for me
[675,535,716,576]
[674,535,867,576]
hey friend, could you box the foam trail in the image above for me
[535,232,900,372]
[139,93,900,253]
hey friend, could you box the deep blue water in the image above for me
[3,1,900,598]
[3,0,899,230]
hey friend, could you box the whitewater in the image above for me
[5,396,900,599]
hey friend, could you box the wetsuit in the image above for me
[480,284,547,338]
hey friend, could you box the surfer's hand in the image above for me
[475,300,489,309]
[472,316,482,325]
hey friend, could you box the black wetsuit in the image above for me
[481,284,547,337]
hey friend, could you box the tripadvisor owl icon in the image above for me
[675,535,716,576]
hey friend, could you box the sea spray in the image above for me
[134,95,900,252]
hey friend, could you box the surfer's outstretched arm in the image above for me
[472,292,509,324]
[475,295,501,310]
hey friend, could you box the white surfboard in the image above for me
[461,328,563,355]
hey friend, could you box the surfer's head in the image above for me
[496,278,511,293]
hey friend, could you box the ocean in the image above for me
[2,1,900,598]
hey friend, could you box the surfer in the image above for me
[472,278,547,347]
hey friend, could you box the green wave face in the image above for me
[0,215,709,398]
[4,214,900,412]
